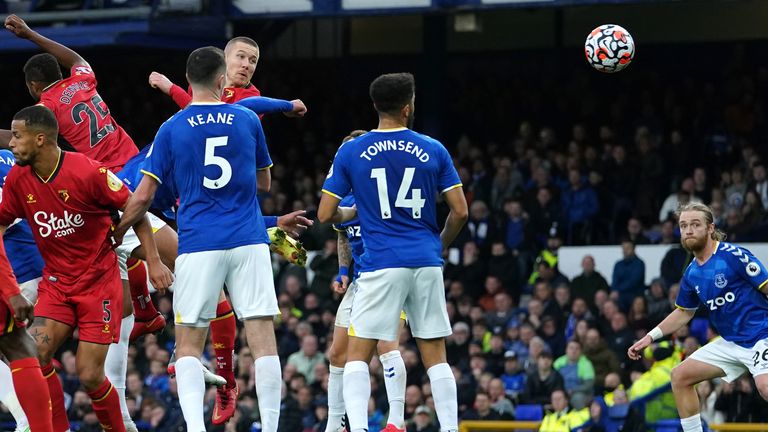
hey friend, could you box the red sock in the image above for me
[11,358,53,432]
[41,362,69,432]
[210,299,236,386]
[87,378,126,432]
[127,258,159,321]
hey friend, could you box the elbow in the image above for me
[317,209,333,225]
[454,207,469,225]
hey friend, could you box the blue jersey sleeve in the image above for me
[236,96,294,115]
[0,150,14,181]
[141,123,173,185]
[436,143,462,193]
[675,273,700,310]
[322,148,351,200]
[249,112,272,170]
[720,243,768,290]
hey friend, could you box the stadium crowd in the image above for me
[2,43,768,431]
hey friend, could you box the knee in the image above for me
[670,366,692,389]
[328,342,346,366]
[756,381,768,401]
[78,366,105,390]
[36,343,55,366]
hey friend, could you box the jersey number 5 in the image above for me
[370,167,426,219]
[71,94,115,148]
[203,136,232,189]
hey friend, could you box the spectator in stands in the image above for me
[490,160,522,212]
[750,162,768,209]
[408,405,438,432]
[502,199,528,255]
[500,350,526,402]
[571,255,609,312]
[561,168,599,245]
[696,379,725,425]
[604,145,637,239]
[657,219,678,245]
[486,335,508,376]
[540,315,566,357]
[606,312,635,367]
[539,389,590,431]
[486,292,516,335]
[646,278,671,326]
[658,177,700,222]
[467,200,497,251]
[520,349,564,408]
[478,276,504,311]
[611,240,646,312]
[286,334,326,384]
[487,378,515,419]
[553,340,595,409]
[278,381,303,432]
[446,322,471,371]
[626,217,651,245]
[692,167,711,204]
[445,241,485,299]
[528,188,561,246]
[308,238,338,301]
[404,385,424,423]
[564,297,594,342]
[714,376,768,423]
[627,296,651,336]
[726,166,747,210]
[583,328,620,389]
[553,283,572,324]
[487,242,519,296]
[462,391,503,421]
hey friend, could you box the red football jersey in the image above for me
[38,65,139,171]
[0,152,129,293]
[169,82,262,109]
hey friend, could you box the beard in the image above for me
[681,233,708,252]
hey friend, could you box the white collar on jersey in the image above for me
[370,127,408,132]
[189,102,226,106]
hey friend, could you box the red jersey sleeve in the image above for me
[0,170,23,227]
[87,160,130,210]
[0,238,20,299]
[169,84,192,109]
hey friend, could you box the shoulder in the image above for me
[716,242,750,265]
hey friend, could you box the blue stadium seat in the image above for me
[653,418,682,432]
[515,404,544,421]
[607,403,629,419]
[689,317,709,345]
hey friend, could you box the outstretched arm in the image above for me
[628,308,695,360]
[5,14,88,70]
[148,71,191,108]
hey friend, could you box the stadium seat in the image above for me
[607,404,629,419]
[515,404,544,421]
[653,419,682,432]
[689,317,709,345]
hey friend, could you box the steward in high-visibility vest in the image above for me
[627,341,681,423]
[539,389,591,432]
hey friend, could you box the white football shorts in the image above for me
[173,244,278,327]
[115,212,167,280]
[687,336,768,382]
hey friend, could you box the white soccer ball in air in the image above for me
[584,24,635,73]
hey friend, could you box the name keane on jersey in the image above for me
[359,140,430,162]
[34,210,84,238]
[186,112,235,128]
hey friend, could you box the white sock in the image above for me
[326,365,345,432]
[0,361,29,428]
[254,355,282,432]
[343,361,370,432]
[681,414,703,432]
[427,363,458,432]
[176,356,206,432]
[105,313,133,420]
[379,350,406,428]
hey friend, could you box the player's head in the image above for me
[369,73,415,128]
[342,130,367,144]
[22,53,63,101]
[676,202,726,252]
[10,105,59,166]
[224,36,259,88]
[186,46,226,95]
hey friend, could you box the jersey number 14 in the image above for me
[370,167,426,219]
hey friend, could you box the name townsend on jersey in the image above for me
[359,140,430,162]
[186,112,235,128]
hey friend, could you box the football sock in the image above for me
[681,414,703,432]
[41,362,70,432]
[326,365,345,432]
[427,363,458,432]
[254,355,282,432]
[379,350,406,428]
[0,360,30,430]
[10,358,52,432]
[343,361,370,432]
[176,357,206,432]
[87,379,126,432]
[127,259,159,322]
[105,313,133,420]
[210,299,236,386]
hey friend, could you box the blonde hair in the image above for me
[675,202,726,241]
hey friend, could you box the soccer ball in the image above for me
[584,24,635,73]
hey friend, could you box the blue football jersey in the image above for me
[322,128,462,272]
[333,194,363,275]
[0,150,44,284]
[118,144,178,219]
[142,103,272,254]
[676,241,768,348]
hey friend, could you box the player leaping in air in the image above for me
[629,202,768,432]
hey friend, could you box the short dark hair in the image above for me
[342,130,367,143]
[369,73,415,115]
[13,105,58,139]
[23,53,63,84]
[225,36,259,52]
[186,46,226,86]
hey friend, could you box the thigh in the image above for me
[29,316,73,363]
[349,268,409,342]
[404,267,451,340]
[175,325,210,358]
[0,327,37,362]
[226,244,279,320]
[686,337,743,383]
[334,280,356,329]
[73,275,124,345]
[174,251,227,327]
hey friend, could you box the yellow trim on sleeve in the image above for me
[258,164,273,171]
[759,279,768,290]
[441,183,463,194]
[322,189,343,200]
[333,225,345,233]
[140,169,162,184]
[675,303,698,311]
